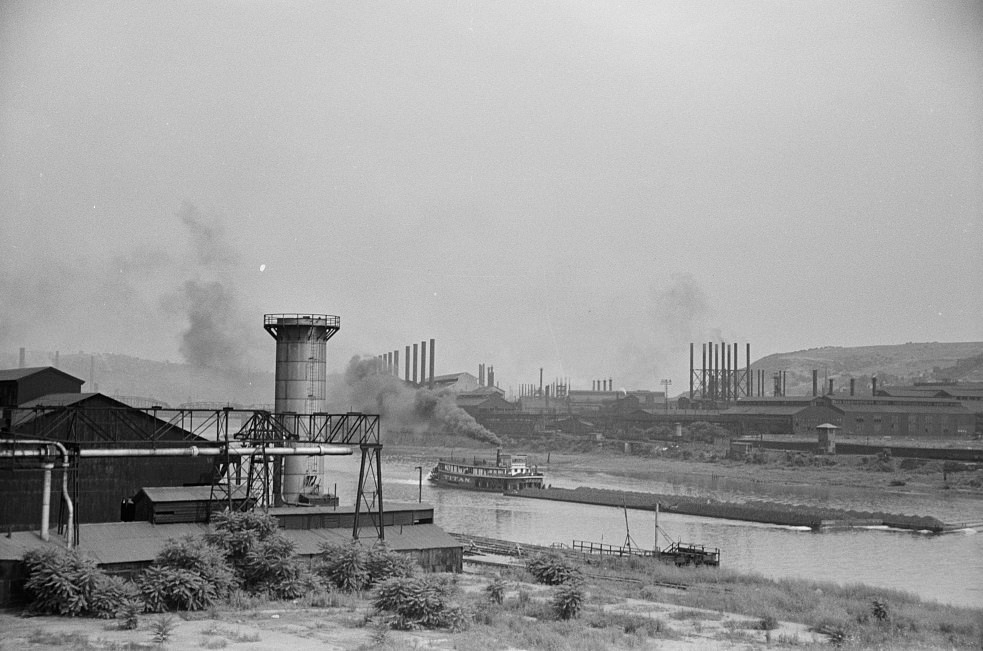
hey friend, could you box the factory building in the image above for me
[0,368,212,532]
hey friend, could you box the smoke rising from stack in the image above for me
[330,355,501,446]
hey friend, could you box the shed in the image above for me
[132,485,253,524]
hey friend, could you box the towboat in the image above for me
[429,450,545,492]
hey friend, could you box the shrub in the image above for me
[22,547,139,618]
[155,536,236,597]
[526,552,582,586]
[366,543,416,585]
[317,542,370,592]
[205,509,307,598]
[372,576,464,630]
[88,573,140,619]
[552,582,585,620]
[137,565,217,612]
[486,577,506,605]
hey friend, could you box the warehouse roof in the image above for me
[0,367,84,384]
[0,522,460,564]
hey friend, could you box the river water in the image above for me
[323,456,983,609]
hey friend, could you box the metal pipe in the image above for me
[41,462,54,541]
[0,444,353,459]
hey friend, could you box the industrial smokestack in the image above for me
[429,338,435,389]
[539,368,543,396]
[690,343,695,400]
[872,376,878,396]
[828,379,834,395]
[812,370,818,397]
[850,378,855,396]
[488,365,495,387]
[405,346,410,381]
[413,344,418,385]
[420,340,427,385]
[394,350,399,377]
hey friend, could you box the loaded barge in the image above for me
[429,450,545,492]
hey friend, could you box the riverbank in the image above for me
[2,548,979,650]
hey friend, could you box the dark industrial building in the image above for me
[1,367,212,533]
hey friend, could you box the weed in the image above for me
[150,613,177,645]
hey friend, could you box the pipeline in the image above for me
[0,444,353,459]
[2,439,75,548]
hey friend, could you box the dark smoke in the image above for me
[167,202,262,372]
[332,356,501,445]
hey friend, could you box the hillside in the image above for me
[752,341,983,395]
[0,350,274,408]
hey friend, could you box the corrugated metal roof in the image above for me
[136,485,249,503]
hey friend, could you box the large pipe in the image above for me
[6,440,74,547]
[0,444,353,459]
[41,462,54,541]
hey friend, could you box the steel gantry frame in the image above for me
[1,406,387,542]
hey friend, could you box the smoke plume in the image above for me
[330,356,501,445]
[165,202,262,372]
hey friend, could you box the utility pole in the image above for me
[661,379,672,412]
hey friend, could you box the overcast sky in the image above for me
[1,1,981,391]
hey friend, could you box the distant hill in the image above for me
[0,350,274,408]
[752,342,983,395]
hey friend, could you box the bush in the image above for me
[155,536,236,597]
[317,542,370,592]
[137,565,217,612]
[317,541,417,593]
[486,577,506,605]
[526,552,582,586]
[22,547,135,617]
[366,543,416,585]
[551,582,585,620]
[373,575,464,630]
[205,509,308,598]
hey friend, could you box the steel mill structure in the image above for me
[0,311,392,546]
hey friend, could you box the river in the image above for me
[322,456,983,609]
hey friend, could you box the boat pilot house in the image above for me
[429,451,545,492]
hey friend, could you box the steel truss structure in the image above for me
[1,406,387,541]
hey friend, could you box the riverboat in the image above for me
[429,450,545,492]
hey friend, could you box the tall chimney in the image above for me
[872,376,878,396]
[812,370,818,396]
[828,378,834,395]
[412,344,418,385]
[428,338,435,388]
[689,343,695,400]
[488,365,495,387]
[539,368,543,396]
[746,343,751,398]
[850,378,855,396]
[405,345,410,381]
[420,340,427,385]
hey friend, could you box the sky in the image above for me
[1,1,981,394]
